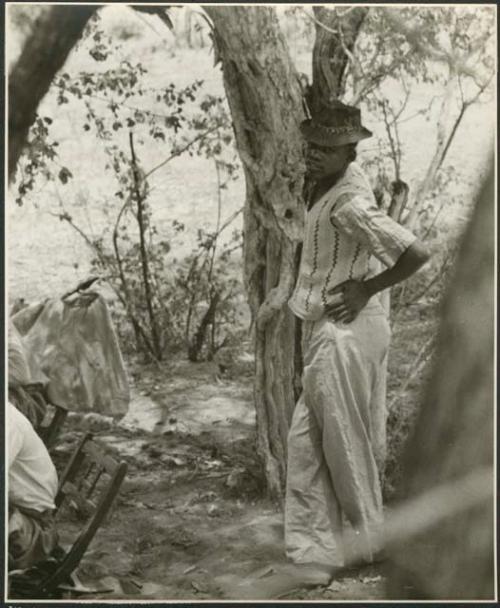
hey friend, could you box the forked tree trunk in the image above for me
[309,6,368,112]
[204,6,306,501]
[205,6,369,501]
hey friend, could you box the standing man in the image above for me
[285,102,430,572]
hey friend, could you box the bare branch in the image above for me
[380,100,400,181]
[380,7,492,86]
[145,124,223,179]
[129,131,161,356]
[309,6,369,106]
[300,8,338,36]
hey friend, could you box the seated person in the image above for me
[8,402,59,571]
[8,318,47,429]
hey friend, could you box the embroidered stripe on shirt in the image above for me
[321,229,340,307]
[349,242,362,279]
[305,199,331,312]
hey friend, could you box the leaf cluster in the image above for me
[20,15,245,362]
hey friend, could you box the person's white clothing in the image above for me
[8,402,58,514]
[288,162,416,322]
[285,161,417,568]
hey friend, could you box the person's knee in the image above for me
[8,510,58,571]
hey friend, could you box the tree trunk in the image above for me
[386,161,495,599]
[8,5,97,181]
[204,6,306,501]
[309,6,368,112]
[205,6,369,501]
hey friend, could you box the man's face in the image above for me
[305,142,351,180]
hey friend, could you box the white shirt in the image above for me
[288,162,416,321]
[8,402,58,513]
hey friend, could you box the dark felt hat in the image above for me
[301,101,372,147]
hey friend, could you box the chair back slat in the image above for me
[82,440,121,474]
[78,461,96,490]
[39,460,127,593]
[25,433,128,596]
[54,433,92,512]
[86,468,103,498]
[58,481,97,517]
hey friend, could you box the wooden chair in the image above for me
[9,433,128,599]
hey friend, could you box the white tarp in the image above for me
[11,291,130,418]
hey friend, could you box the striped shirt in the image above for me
[288,162,416,321]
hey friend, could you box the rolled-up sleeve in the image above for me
[331,193,417,267]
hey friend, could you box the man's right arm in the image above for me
[363,240,430,297]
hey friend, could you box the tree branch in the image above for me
[144,124,222,179]
[380,100,400,181]
[309,6,369,108]
[129,131,161,357]
[9,5,98,180]
[380,7,492,86]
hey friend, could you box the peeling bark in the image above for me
[309,6,368,112]
[205,6,305,500]
[205,6,370,499]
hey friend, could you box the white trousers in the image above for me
[285,304,391,568]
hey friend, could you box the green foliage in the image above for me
[338,5,495,224]
[15,116,61,204]
[352,6,495,92]
[90,213,244,362]
[15,14,244,362]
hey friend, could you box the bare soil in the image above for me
[50,357,387,601]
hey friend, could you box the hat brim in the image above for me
[300,120,372,147]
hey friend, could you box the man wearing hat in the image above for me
[285,102,430,574]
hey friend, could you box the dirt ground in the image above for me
[49,356,387,601]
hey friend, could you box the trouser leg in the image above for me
[302,318,388,562]
[8,507,58,571]
[371,352,388,477]
[285,392,345,567]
